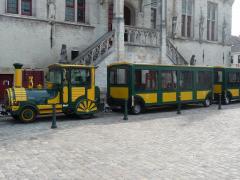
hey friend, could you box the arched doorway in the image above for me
[124,3,135,26]
[108,2,135,31]
[124,6,131,26]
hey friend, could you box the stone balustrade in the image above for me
[124,25,160,47]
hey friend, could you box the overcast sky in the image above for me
[232,0,240,36]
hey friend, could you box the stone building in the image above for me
[0,0,235,90]
[229,36,240,67]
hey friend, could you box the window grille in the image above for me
[7,0,18,14]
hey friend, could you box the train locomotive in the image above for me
[2,63,100,122]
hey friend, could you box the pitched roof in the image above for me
[230,36,240,53]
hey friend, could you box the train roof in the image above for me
[48,63,95,69]
[108,61,215,68]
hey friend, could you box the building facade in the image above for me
[0,0,235,90]
[230,36,240,67]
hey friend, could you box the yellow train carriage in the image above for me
[3,63,100,122]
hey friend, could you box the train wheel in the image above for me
[131,102,143,115]
[203,98,211,107]
[224,96,230,105]
[19,107,36,123]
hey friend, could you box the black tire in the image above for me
[203,97,211,107]
[19,107,37,123]
[131,101,144,115]
[224,95,230,105]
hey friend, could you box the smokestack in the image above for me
[13,63,23,88]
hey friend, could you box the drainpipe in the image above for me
[13,63,23,88]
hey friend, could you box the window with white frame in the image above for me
[207,2,218,41]
[181,0,193,38]
[6,0,32,16]
[65,0,85,23]
[151,0,157,29]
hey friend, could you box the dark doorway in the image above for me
[0,74,13,104]
[108,3,114,31]
[124,6,131,25]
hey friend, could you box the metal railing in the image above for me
[166,39,188,65]
[72,31,115,65]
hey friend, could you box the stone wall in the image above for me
[0,14,96,69]
[125,45,160,64]
[165,0,233,66]
[173,39,231,66]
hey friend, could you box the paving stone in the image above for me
[1,104,240,179]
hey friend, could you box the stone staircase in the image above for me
[72,31,115,65]
[166,38,188,65]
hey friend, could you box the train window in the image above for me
[71,68,91,86]
[161,71,177,90]
[135,70,158,91]
[197,71,212,89]
[109,68,127,85]
[49,70,62,84]
[179,71,193,90]
[215,71,223,83]
[228,72,240,85]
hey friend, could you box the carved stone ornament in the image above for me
[199,8,205,43]
[222,18,227,44]
[59,44,68,64]
[172,16,177,38]
[47,0,56,20]
[99,0,105,5]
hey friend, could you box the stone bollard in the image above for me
[123,99,128,120]
[51,104,57,129]
[218,94,222,110]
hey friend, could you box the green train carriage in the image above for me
[107,62,214,114]
[214,67,240,104]
[3,63,100,122]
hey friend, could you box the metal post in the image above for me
[218,94,222,110]
[123,99,128,120]
[51,104,57,129]
[177,94,181,115]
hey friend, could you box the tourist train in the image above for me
[2,62,240,122]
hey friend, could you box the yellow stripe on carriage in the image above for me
[162,92,176,102]
[180,92,193,101]
[214,85,222,94]
[197,91,209,100]
[110,87,129,99]
[229,89,239,97]
[37,104,62,110]
[137,93,157,104]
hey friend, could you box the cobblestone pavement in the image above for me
[1,104,240,179]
